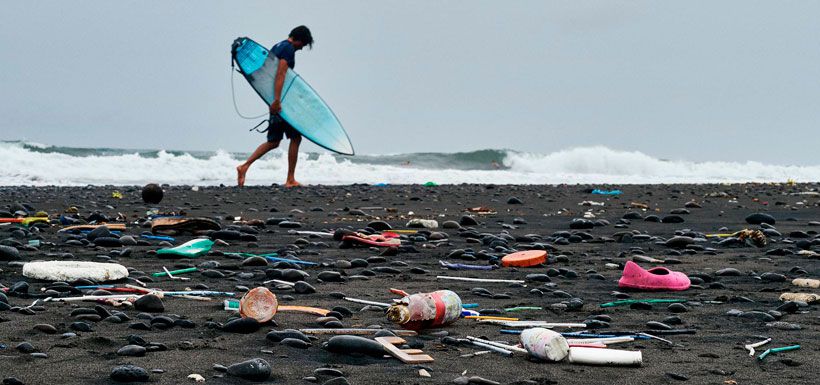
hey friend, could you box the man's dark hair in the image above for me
[289,25,314,48]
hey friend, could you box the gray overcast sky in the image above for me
[1,1,818,165]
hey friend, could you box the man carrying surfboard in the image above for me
[236,26,314,187]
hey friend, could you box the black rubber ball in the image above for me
[141,183,163,204]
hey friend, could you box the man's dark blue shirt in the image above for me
[271,40,295,69]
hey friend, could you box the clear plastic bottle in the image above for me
[387,290,462,330]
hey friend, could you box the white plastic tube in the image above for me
[567,347,642,366]
[478,320,587,328]
[436,276,525,284]
[566,337,635,345]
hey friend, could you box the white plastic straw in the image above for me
[436,276,525,284]
[342,297,391,307]
[478,320,587,328]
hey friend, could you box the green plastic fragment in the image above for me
[156,238,214,258]
[504,306,542,312]
[599,299,688,308]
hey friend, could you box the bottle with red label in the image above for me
[386,290,462,330]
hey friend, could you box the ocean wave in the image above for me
[1,141,818,185]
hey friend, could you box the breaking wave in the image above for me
[1,141,818,186]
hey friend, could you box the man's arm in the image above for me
[270,58,289,114]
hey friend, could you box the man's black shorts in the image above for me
[266,114,301,143]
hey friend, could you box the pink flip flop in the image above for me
[618,261,691,291]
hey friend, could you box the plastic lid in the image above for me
[501,250,547,267]
[239,287,278,322]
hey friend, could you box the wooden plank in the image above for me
[375,336,434,364]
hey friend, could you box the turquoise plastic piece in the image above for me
[156,238,214,258]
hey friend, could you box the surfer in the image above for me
[237,26,314,187]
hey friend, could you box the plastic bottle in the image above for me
[387,290,462,330]
[520,328,569,361]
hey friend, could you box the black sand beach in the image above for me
[1,184,818,384]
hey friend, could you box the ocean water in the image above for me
[1,141,819,186]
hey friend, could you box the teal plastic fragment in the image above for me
[156,238,214,258]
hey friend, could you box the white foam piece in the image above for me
[23,261,129,282]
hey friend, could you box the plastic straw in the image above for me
[505,306,542,312]
[152,267,197,277]
[757,345,801,361]
[343,297,391,307]
[436,276,525,284]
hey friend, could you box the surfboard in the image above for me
[232,37,354,155]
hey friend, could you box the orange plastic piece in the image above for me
[501,250,547,267]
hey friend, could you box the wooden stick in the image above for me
[278,306,330,316]
[44,294,140,302]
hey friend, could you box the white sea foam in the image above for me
[1,141,818,186]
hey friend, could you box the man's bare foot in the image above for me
[236,164,249,187]
[284,179,301,188]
